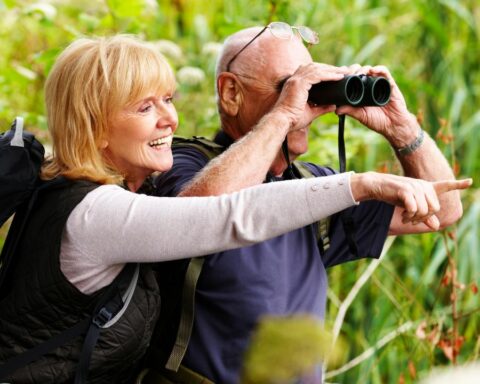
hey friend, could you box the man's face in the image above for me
[237,35,314,162]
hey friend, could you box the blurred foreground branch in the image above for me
[325,321,414,379]
[331,236,396,345]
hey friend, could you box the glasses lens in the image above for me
[297,26,319,44]
[269,21,293,39]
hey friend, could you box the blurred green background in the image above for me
[0,0,478,382]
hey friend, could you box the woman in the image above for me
[0,36,469,383]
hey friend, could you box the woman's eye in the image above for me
[139,103,153,113]
[164,96,174,104]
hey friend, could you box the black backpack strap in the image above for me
[293,161,331,255]
[74,262,139,383]
[0,190,39,292]
[0,319,90,378]
[0,178,66,294]
[0,179,85,380]
[0,259,139,382]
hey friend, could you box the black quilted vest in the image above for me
[0,180,160,383]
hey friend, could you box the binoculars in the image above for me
[308,75,391,106]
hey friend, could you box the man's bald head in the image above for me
[215,25,318,174]
[216,27,265,76]
[216,26,313,80]
[215,25,314,154]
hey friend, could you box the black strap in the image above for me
[74,264,134,383]
[337,114,359,258]
[338,114,346,173]
[0,178,66,296]
[0,189,38,292]
[0,181,136,382]
[0,319,90,377]
[0,167,137,381]
[0,264,135,381]
[281,138,296,180]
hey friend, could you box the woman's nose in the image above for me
[156,104,177,128]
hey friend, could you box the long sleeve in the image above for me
[61,172,357,293]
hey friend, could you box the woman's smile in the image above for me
[148,132,173,151]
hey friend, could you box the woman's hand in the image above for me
[351,172,472,230]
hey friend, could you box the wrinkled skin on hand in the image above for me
[351,172,472,231]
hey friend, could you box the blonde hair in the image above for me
[41,35,175,184]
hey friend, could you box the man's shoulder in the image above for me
[154,136,221,197]
[170,135,225,167]
[173,136,224,156]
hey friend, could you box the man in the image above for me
[151,23,465,383]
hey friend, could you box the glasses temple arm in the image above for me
[226,26,268,72]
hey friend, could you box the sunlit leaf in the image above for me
[14,65,37,80]
[106,0,145,18]
[23,2,57,21]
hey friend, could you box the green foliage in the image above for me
[241,315,339,384]
[0,0,478,382]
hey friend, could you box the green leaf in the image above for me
[106,0,145,19]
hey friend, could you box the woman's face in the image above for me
[105,92,178,191]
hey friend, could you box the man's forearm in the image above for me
[391,120,462,227]
[179,112,290,197]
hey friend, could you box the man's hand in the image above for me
[351,172,472,231]
[333,64,467,234]
[272,63,353,132]
[335,65,419,147]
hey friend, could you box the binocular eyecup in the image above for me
[308,75,391,107]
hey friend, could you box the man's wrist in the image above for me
[384,114,420,148]
[262,110,292,135]
[394,129,425,156]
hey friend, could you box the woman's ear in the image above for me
[217,73,242,116]
[99,139,109,149]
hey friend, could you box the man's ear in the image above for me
[217,73,242,116]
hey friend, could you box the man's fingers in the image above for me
[402,213,439,230]
[315,73,345,82]
[433,179,473,194]
[398,189,417,218]
[423,183,441,215]
[310,104,336,113]
[423,215,440,231]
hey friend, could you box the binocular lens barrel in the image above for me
[364,76,390,106]
[343,76,364,105]
[308,75,391,107]
[308,76,363,106]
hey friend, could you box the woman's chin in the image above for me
[153,157,174,174]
